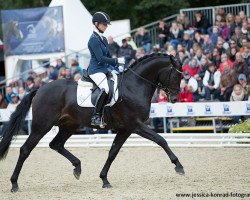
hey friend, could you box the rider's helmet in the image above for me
[92,12,111,25]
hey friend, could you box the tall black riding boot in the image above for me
[91,89,108,126]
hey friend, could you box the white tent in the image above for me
[4,0,130,84]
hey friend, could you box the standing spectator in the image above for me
[0,93,8,108]
[48,65,58,81]
[203,63,221,100]
[169,21,182,49]
[179,79,194,102]
[233,52,248,76]
[157,20,169,49]
[55,58,65,71]
[192,11,209,34]
[118,39,135,64]
[25,76,35,94]
[108,36,120,58]
[135,27,152,54]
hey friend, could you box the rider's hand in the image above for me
[117,57,125,65]
[118,65,124,72]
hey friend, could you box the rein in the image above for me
[127,65,182,95]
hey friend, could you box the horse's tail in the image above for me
[0,89,38,160]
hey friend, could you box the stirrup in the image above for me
[99,117,107,128]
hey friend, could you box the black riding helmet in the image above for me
[92,12,111,25]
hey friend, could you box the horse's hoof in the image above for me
[11,186,19,193]
[73,168,81,180]
[175,166,185,175]
[102,183,112,188]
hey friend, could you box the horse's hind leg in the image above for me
[136,122,185,175]
[10,131,48,192]
[100,130,131,188]
[49,125,81,180]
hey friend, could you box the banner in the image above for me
[1,6,64,56]
[150,101,250,118]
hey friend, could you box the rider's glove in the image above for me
[117,57,125,65]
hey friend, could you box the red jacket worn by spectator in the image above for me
[182,64,200,76]
[179,86,194,102]
[218,60,234,74]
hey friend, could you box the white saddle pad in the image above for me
[77,71,119,107]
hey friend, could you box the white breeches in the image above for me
[89,72,109,94]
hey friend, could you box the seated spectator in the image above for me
[216,40,226,55]
[242,43,250,67]
[5,86,16,104]
[230,15,242,35]
[241,21,248,36]
[182,70,199,101]
[226,13,235,33]
[238,73,250,96]
[221,19,231,41]
[214,69,237,101]
[226,38,240,55]
[70,59,82,72]
[7,93,20,113]
[18,87,25,100]
[228,47,237,62]
[207,25,221,45]
[219,54,234,74]
[135,48,145,59]
[178,49,190,67]
[181,31,193,52]
[157,20,169,49]
[55,58,65,71]
[118,39,135,64]
[233,52,248,76]
[71,63,82,78]
[194,48,206,66]
[48,65,58,81]
[179,79,194,102]
[25,76,35,94]
[230,84,248,123]
[177,13,190,30]
[212,47,222,69]
[231,26,244,48]
[34,77,43,89]
[0,93,8,108]
[193,30,204,46]
[169,21,182,49]
[202,34,213,54]
[108,36,120,58]
[65,68,73,80]
[203,63,221,100]
[182,58,200,76]
[58,67,66,79]
[239,11,247,23]
[135,27,152,54]
[196,57,209,93]
[192,11,210,34]
[124,33,137,50]
[239,37,249,53]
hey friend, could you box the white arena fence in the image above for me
[0,101,250,148]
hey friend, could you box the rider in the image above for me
[88,11,125,126]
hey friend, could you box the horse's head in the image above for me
[158,55,182,103]
[11,21,23,40]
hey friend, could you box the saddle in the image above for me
[80,70,115,106]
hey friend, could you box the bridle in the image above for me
[127,64,182,97]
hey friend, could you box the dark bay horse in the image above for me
[0,54,184,192]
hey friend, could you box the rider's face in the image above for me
[98,23,108,32]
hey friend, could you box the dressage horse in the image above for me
[0,54,184,192]
[3,21,23,56]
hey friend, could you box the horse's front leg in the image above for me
[136,122,185,175]
[100,130,131,188]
